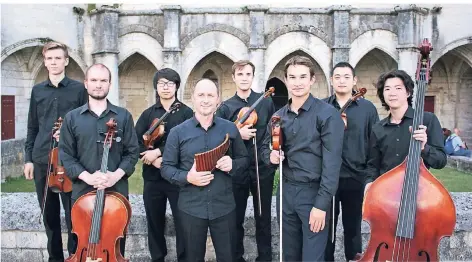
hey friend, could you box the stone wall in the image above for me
[2,193,472,261]
[0,139,25,181]
[447,156,472,175]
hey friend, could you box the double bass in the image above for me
[233,87,275,216]
[339,87,367,129]
[66,118,132,262]
[356,39,456,262]
[143,102,181,149]
[40,117,72,220]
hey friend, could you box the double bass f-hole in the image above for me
[354,38,456,262]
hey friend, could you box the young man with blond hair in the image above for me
[24,41,88,261]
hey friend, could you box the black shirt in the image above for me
[25,76,88,165]
[59,100,140,200]
[365,106,447,184]
[260,94,345,212]
[161,116,249,220]
[215,90,276,183]
[135,99,194,181]
[323,94,379,181]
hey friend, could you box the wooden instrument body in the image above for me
[235,108,257,129]
[66,191,132,262]
[359,158,456,262]
[143,118,165,149]
[270,115,282,151]
[48,147,73,193]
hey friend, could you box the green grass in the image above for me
[1,164,470,194]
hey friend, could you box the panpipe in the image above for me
[194,134,230,172]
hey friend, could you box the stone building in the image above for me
[1,4,472,179]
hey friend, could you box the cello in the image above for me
[143,102,181,149]
[233,87,275,216]
[356,39,456,262]
[66,118,132,262]
[339,87,367,129]
[40,117,73,220]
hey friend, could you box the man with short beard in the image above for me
[59,63,139,257]
[135,68,193,262]
[24,41,88,261]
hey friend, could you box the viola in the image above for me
[40,117,73,220]
[234,87,275,129]
[66,118,132,262]
[339,88,367,129]
[355,39,456,262]
[143,102,181,149]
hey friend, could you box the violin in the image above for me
[234,87,275,129]
[143,103,181,149]
[355,39,456,262]
[66,118,132,262]
[270,115,282,151]
[40,117,73,221]
[339,88,367,129]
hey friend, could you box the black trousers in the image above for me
[33,163,75,262]
[70,190,128,258]
[233,171,275,262]
[180,209,237,262]
[143,179,185,262]
[324,177,364,262]
[282,179,331,262]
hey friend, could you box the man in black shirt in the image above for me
[24,41,87,262]
[161,78,249,262]
[59,63,139,257]
[364,69,447,192]
[135,68,193,262]
[261,55,345,261]
[323,62,379,262]
[215,60,276,262]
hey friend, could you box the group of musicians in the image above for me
[24,41,447,262]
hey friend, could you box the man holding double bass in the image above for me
[59,63,139,258]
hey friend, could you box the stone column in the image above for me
[90,7,120,105]
[330,5,352,95]
[248,5,268,93]
[161,5,183,99]
[395,5,429,107]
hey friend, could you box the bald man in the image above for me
[161,78,249,261]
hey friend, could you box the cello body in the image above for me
[66,191,131,262]
[360,158,455,261]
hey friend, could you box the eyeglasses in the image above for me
[157,81,176,88]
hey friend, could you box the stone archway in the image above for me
[266,77,288,111]
[118,53,158,121]
[354,48,398,119]
[183,51,235,108]
[429,43,472,144]
[267,50,329,100]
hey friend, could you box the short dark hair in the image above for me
[376,69,414,111]
[331,62,355,77]
[85,63,111,82]
[284,55,315,78]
